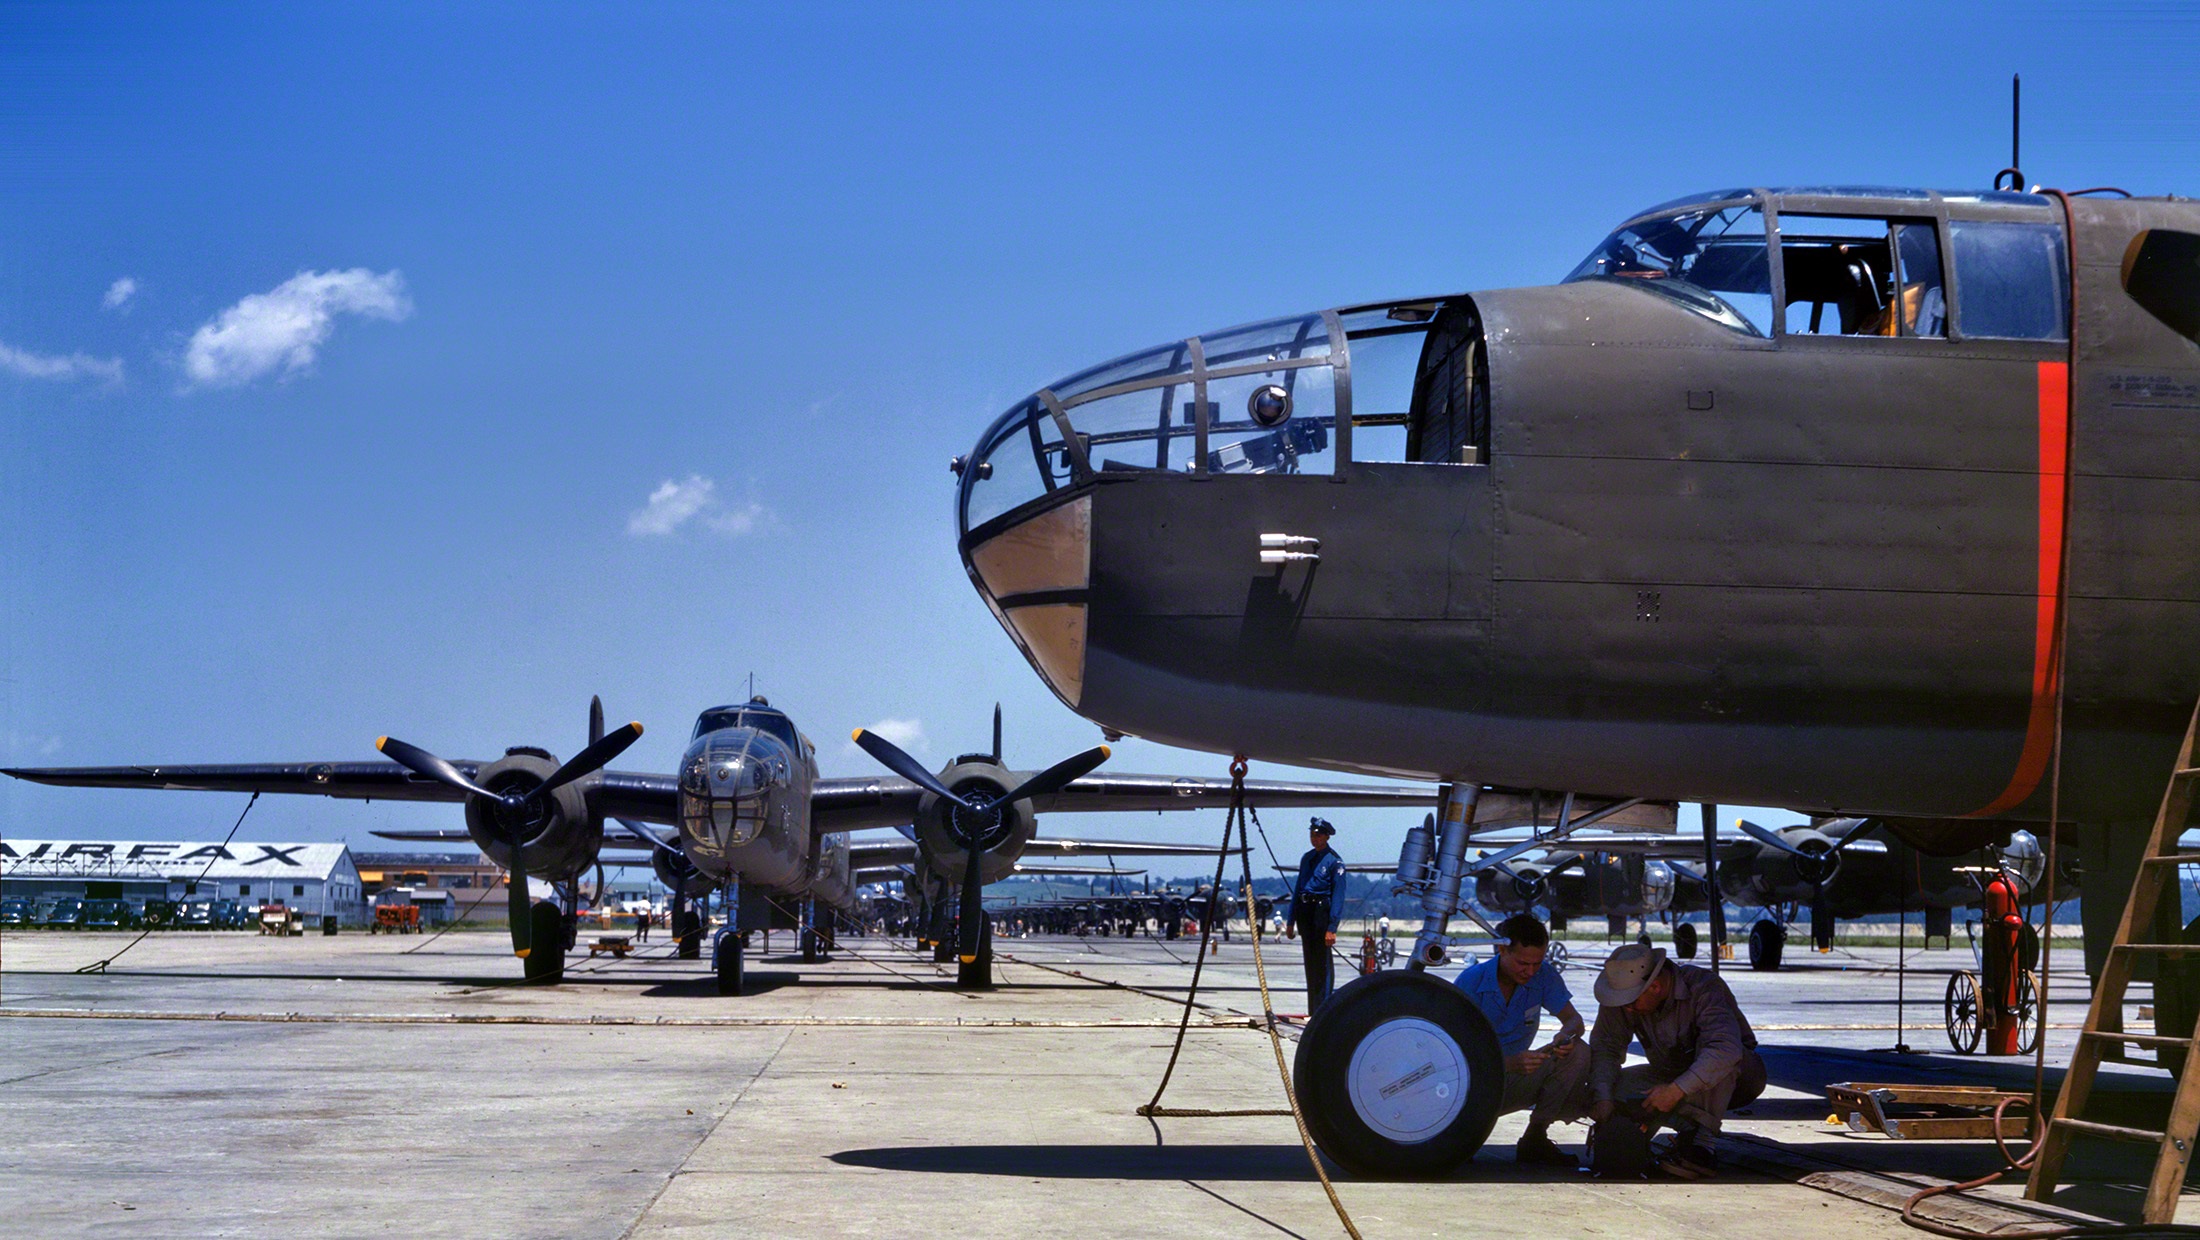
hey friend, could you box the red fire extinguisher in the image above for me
[1983,869,2025,1055]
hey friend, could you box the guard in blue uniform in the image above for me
[1284,817,1346,1010]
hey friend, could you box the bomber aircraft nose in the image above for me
[952,297,1497,772]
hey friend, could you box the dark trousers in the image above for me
[1295,902,1333,1010]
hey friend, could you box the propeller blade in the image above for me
[1825,818,1879,855]
[614,817,682,857]
[958,842,986,963]
[508,846,533,959]
[991,703,1003,764]
[536,721,644,798]
[589,696,605,746]
[376,736,502,801]
[851,728,976,810]
[995,744,1112,806]
[1737,819,1809,857]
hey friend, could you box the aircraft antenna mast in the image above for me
[1997,73,2026,192]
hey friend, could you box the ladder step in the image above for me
[2141,854,2200,866]
[2054,1118,2168,1145]
[2111,943,2200,956]
[2081,1031,2194,1050]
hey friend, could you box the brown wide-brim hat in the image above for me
[1594,943,1668,1006]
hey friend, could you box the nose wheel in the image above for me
[1293,970,1504,1178]
[714,928,745,996]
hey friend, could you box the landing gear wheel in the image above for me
[1674,921,1699,960]
[956,917,993,991]
[673,908,702,960]
[801,926,822,963]
[2016,969,2041,1056]
[1748,920,1786,972]
[522,901,565,983]
[1946,971,1983,1054]
[1293,971,1504,1179]
[713,929,744,996]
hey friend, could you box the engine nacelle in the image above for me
[463,748,603,882]
[912,756,1038,886]
[653,844,703,895]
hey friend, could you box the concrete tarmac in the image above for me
[0,928,2183,1238]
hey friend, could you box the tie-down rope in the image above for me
[1136,756,1363,1240]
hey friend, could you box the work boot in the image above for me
[1654,1137,1716,1180]
[1514,1130,1576,1168]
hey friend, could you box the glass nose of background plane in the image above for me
[678,728,785,858]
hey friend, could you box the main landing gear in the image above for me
[1291,783,1505,1177]
[1748,919,1787,971]
[522,901,566,983]
[956,917,993,991]
[1673,920,1699,960]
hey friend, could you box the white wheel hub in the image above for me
[1345,1016,1469,1144]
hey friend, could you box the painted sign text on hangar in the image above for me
[0,841,352,881]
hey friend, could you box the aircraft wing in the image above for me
[4,763,681,825]
[847,835,1245,871]
[370,821,668,851]
[809,771,1433,833]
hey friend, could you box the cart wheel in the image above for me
[2017,969,2041,1056]
[1293,971,1504,1178]
[1547,941,1569,972]
[1376,936,1399,969]
[1946,971,1983,1054]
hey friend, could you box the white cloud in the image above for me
[0,339,122,385]
[4,731,64,759]
[102,277,138,310]
[865,718,927,754]
[183,268,412,387]
[626,475,771,538]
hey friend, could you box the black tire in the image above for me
[1748,920,1785,972]
[1674,921,1699,960]
[1293,970,1505,1179]
[523,901,565,983]
[714,929,744,996]
[956,918,993,991]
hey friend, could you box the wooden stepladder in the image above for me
[2027,698,2200,1222]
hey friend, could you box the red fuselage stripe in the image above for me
[1969,359,2071,818]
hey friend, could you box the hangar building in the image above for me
[0,840,368,925]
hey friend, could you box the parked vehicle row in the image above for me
[0,895,261,929]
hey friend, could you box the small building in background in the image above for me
[0,840,368,925]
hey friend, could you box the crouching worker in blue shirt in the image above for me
[1455,913,1590,1167]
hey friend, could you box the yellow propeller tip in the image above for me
[959,955,977,964]
[1098,745,1112,759]
[375,736,389,750]
[850,728,865,742]
[514,948,530,959]
[628,721,644,734]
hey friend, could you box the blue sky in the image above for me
[3,3,2194,875]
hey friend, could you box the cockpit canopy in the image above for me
[1563,186,2068,343]
[691,699,804,754]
